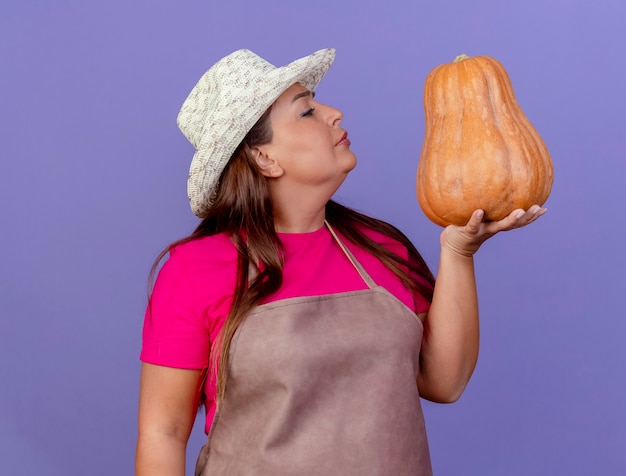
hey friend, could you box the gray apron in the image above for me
[195,225,432,475]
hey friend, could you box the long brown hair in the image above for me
[149,108,435,405]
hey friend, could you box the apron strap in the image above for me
[324,220,377,290]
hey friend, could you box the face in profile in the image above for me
[255,83,357,196]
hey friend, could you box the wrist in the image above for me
[440,240,478,260]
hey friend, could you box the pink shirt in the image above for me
[141,225,431,433]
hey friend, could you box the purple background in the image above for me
[1,0,624,474]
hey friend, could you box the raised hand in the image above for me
[439,205,548,258]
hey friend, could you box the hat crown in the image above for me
[178,50,278,148]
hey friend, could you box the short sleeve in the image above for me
[140,246,210,369]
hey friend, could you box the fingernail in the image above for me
[516,210,525,219]
[477,210,484,219]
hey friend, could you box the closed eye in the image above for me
[300,107,315,117]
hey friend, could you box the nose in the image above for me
[322,103,343,127]
[332,108,343,127]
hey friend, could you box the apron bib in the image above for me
[195,226,432,475]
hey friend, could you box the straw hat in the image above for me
[177,48,336,217]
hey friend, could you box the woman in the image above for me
[136,48,546,475]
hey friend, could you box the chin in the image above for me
[343,153,357,173]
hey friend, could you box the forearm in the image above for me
[135,430,188,476]
[417,246,479,403]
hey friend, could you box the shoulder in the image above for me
[359,225,408,258]
[168,232,238,264]
[153,232,238,299]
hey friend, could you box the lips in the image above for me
[336,131,351,147]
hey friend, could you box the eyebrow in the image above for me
[291,90,316,103]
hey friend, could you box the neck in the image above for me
[270,186,331,233]
[273,206,326,233]
[269,179,345,233]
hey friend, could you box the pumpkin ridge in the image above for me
[479,57,520,214]
[483,59,517,217]
[451,62,466,217]
[430,66,451,219]
[417,67,442,225]
[462,60,507,219]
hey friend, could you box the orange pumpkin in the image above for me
[416,54,553,227]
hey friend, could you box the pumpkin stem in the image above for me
[453,54,470,63]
